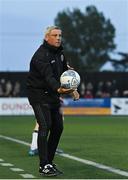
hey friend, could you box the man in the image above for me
[27,26,79,176]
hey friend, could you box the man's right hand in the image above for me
[57,87,74,94]
[70,90,80,101]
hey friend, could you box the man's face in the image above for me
[45,29,62,47]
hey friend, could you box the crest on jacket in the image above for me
[61,54,64,62]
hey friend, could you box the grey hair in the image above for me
[44,26,61,37]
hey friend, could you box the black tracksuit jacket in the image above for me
[27,40,68,105]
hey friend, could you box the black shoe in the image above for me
[39,164,57,176]
[52,163,63,175]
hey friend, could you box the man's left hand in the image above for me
[67,64,74,70]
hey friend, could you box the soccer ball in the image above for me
[60,70,81,89]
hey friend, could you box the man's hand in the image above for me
[57,87,74,94]
[70,90,80,101]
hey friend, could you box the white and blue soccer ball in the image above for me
[60,70,81,89]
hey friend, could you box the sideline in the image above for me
[1,134,128,177]
[0,157,35,179]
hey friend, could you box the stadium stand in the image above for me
[0,72,128,98]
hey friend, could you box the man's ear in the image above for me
[45,35,49,41]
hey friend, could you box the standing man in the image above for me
[27,26,79,177]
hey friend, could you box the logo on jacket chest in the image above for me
[51,60,55,64]
[50,54,64,64]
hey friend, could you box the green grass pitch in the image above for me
[0,115,128,179]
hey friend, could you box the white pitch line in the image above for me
[0,135,30,146]
[0,159,35,178]
[19,173,35,178]
[0,163,14,167]
[60,153,128,177]
[0,158,4,162]
[10,167,24,172]
[1,134,128,177]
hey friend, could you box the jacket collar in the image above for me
[42,40,63,53]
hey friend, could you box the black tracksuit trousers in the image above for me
[31,102,63,167]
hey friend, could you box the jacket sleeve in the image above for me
[33,55,60,92]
